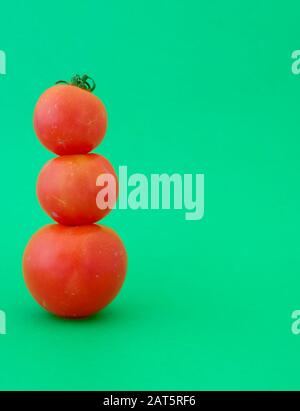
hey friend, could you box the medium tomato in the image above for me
[23,224,127,318]
[37,153,118,226]
[33,75,107,155]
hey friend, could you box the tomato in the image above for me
[23,224,127,318]
[33,77,107,155]
[37,153,118,226]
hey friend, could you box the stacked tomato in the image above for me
[23,75,127,318]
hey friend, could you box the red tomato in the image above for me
[23,224,127,318]
[33,82,107,155]
[37,153,118,226]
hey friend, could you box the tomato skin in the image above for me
[23,224,127,318]
[37,153,118,226]
[33,84,107,155]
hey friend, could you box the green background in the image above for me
[0,0,300,391]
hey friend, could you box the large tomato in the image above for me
[33,75,107,155]
[23,224,127,318]
[37,153,118,226]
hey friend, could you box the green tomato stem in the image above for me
[56,74,96,92]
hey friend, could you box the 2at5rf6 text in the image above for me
[147,395,196,406]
